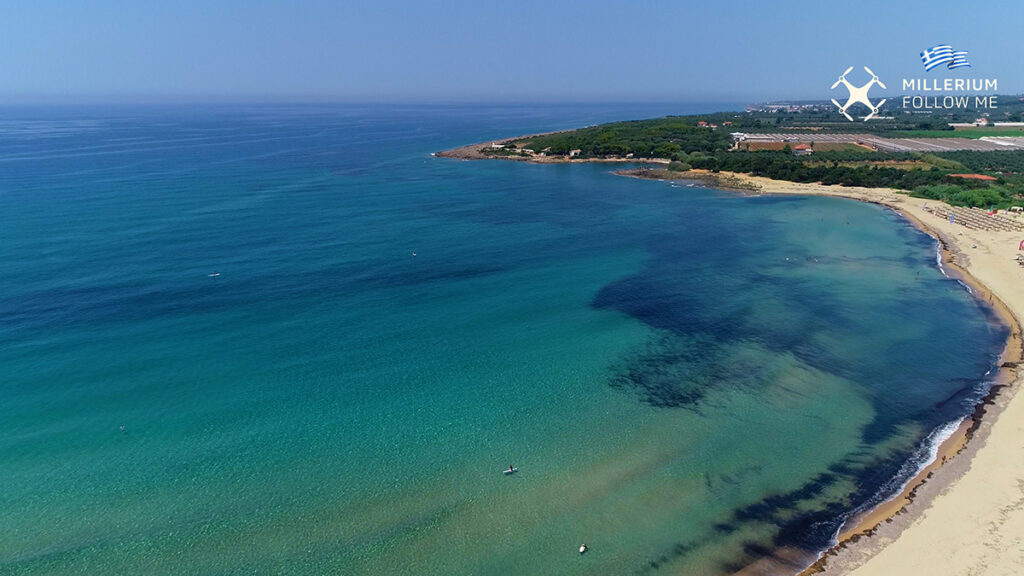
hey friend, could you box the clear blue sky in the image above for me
[3,0,1021,103]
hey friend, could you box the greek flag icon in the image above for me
[920,45,970,71]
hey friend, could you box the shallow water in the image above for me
[0,104,1007,575]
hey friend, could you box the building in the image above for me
[730,133,778,142]
[792,144,813,156]
[949,118,990,128]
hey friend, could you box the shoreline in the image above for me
[436,146,1024,574]
[702,171,1024,576]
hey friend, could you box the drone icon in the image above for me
[830,66,887,121]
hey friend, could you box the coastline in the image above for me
[435,137,670,165]
[436,143,1024,574]
[696,172,1024,576]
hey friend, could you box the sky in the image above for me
[2,0,1022,103]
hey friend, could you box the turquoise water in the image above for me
[0,104,1007,575]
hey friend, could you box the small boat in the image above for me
[579,544,588,554]
[208,272,220,278]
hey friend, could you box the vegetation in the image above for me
[684,149,1023,208]
[494,101,1024,208]
[908,184,1016,207]
[933,150,1024,174]
[513,117,733,158]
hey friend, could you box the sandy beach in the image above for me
[716,172,1024,576]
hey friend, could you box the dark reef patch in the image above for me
[629,450,923,575]
[592,192,1008,574]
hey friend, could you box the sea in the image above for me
[0,103,1008,575]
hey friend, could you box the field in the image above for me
[736,132,1024,152]
[888,128,1024,139]
[806,159,937,170]
[743,142,865,152]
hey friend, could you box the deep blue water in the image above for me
[0,103,1007,575]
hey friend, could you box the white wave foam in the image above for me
[815,413,977,564]
[874,418,963,506]
[934,241,976,294]
[935,242,948,277]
